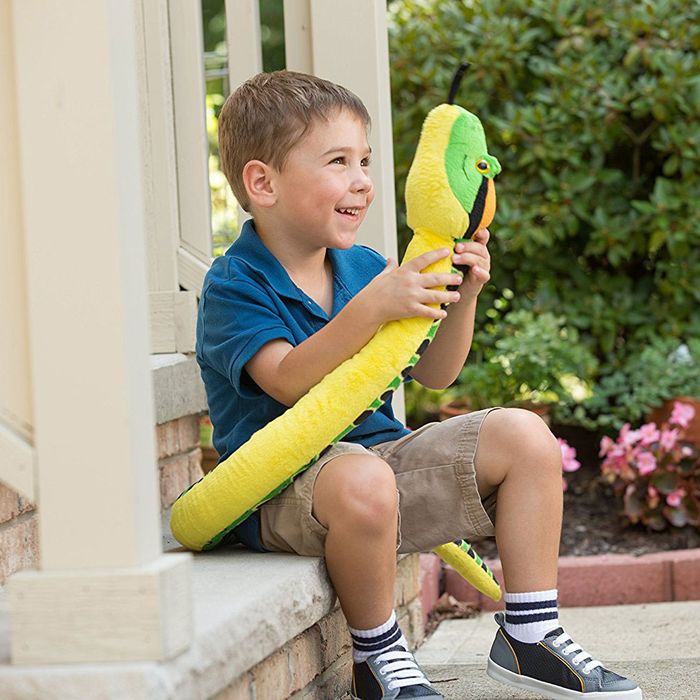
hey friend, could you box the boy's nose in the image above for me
[351,170,373,194]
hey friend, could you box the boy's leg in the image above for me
[472,407,563,592]
[312,452,443,698]
[312,453,398,629]
[474,409,642,698]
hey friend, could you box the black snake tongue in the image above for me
[465,175,489,238]
[448,175,489,289]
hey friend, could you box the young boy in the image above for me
[197,71,642,700]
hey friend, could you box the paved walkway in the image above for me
[415,601,700,700]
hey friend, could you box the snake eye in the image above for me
[476,159,490,174]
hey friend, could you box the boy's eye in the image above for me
[361,157,371,167]
[330,156,345,165]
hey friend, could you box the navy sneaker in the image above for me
[487,613,642,699]
[351,644,444,699]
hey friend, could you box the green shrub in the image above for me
[579,338,700,430]
[389,0,700,428]
[448,303,598,412]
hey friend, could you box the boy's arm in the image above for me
[409,229,491,389]
[246,248,462,406]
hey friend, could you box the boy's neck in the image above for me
[253,218,334,313]
[253,217,327,275]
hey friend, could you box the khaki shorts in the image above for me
[259,408,501,556]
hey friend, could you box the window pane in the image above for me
[201,0,286,257]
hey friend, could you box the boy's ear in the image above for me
[242,160,277,208]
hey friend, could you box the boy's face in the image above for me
[269,109,374,251]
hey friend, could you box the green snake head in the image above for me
[405,103,501,243]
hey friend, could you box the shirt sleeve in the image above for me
[198,276,295,397]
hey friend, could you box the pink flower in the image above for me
[659,429,679,452]
[619,423,642,446]
[600,436,626,461]
[670,401,696,429]
[638,422,660,446]
[682,446,694,457]
[558,438,581,473]
[647,485,658,499]
[636,451,657,476]
[666,488,686,508]
[599,435,615,457]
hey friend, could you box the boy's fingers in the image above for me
[418,304,448,320]
[472,228,490,244]
[453,252,489,270]
[424,290,460,305]
[454,241,488,257]
[404,248,450,271]
[420,272,463,288]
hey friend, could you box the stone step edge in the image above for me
[420,548,700,615]
[0,551,337,699]
[0,550,424,700]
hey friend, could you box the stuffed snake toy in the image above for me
[171,66,502,602]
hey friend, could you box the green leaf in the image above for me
[651,470,680,495]
[649,229,669,254]
[663,505,688,528]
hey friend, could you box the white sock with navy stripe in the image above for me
[348,610,409,663]
[504,589,560,643]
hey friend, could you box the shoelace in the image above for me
[376,649,432,691]
[551,632,604,675]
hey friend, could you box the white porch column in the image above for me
[5,0,191,664]
[284,0,405,420]
[0,0,35,502]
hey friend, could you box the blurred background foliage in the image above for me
[389,0,700,430]
[202,0,700,431]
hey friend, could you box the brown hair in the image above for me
[218,70,371,211]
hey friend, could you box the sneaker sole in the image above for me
[487,658,643,700]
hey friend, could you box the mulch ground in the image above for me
[470,424,700,561]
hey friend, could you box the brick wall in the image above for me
[0,413,204,586]
[157,414,204,511]
[215,554,425,700]
[0,484,38,585]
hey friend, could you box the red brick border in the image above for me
[420,549,700,617]
[420,553,442,626]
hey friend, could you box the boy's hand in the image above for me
[452,228,491,299]
[358,248,463,325]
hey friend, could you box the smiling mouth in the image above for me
[336,207,362,218]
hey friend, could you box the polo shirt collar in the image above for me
[227,220,304,303]
[227,220,352,321]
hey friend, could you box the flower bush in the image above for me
[600,401,700,530]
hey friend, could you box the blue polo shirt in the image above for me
[196,218,409,481]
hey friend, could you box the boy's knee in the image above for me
[328,456,398,532]
[499,408,561,472]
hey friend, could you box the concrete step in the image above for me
[0,515,337,699]
[0,549,336,699]
[415,600,700,700]
[0,512,424,699]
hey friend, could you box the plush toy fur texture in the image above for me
[170,102,502,601]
